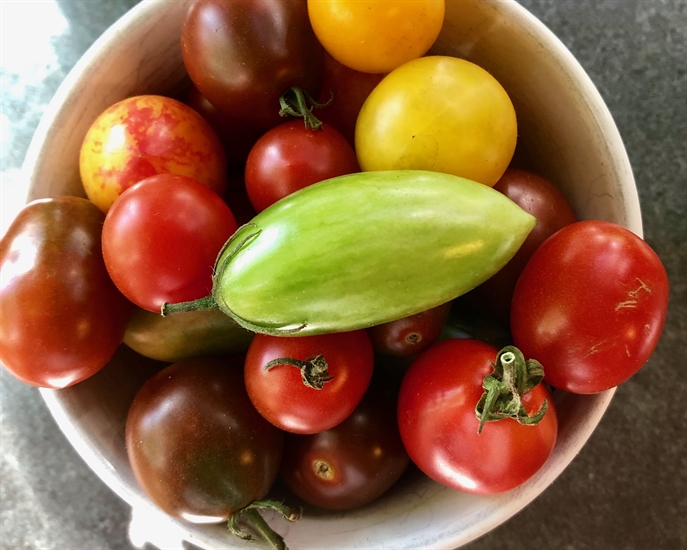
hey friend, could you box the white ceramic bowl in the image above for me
[26,0,639,548]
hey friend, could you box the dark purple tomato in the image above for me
[280,381,409,510]
[0,197,132,388]
[367,301,451,357]
[181,0,325,129]
[465,168,578,322]
[125,356,284,523]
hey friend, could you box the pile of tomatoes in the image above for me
[0,1,670,548]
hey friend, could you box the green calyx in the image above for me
[228,499,302,550]
[475,345,548,434]
[264,354,334,390]
[279,86,332,130]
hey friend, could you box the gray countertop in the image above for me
[1,1,685,549]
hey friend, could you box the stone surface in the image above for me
[1,1,685,549]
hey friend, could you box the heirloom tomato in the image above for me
[181,0,324,128]
[307,0,445,74]
[126,357,286,530]
[356,56,517,186]
[244,331,374,434]
[281,381,409,510]
[80,94,227,213]
[102,174,237,313]
[511,220,669,394]
[245,120,359,212]
[0,197,132,388]
[398,339,558,495]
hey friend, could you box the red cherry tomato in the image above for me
[368,302,451,357]
[465,168,578,322]
[102,174,237,313]
[398,338,558,495]
[280,381,409,510]
[244,331,374,434]
[0,197,132,388]
[245,120,359,212]
[511,220,669,394]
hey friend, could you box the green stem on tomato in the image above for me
[264,354,334,390]
[279,86,333,130]
[228,500,302,550]
[475,345,548,434]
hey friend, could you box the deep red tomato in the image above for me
[181,0,324,128]
[244,331,374,434]
[368,301,451,357]
[280,380,409,510]
[398,338,558,495]
[464,168,578,322]
[316,51,386,146]
[244,120,359,212]
[0,197,132,388]
[102,174,237,313]
[511,220,669,394]
[126,356,284,523]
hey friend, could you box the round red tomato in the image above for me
[102,174,237,313]
[245,120,359,212]
[511,220,669,394]
[244,331,374,434]
[368,301,451,357]
[0,197,132,388]
[398,338,558,495]
[280,381,409,510]
[465,168,578,323]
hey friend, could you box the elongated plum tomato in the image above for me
[398,339,558,495]
[80,94,227,213]
[126,356,284,523]
[307,0,445,74]
[0,197,132,388]
[511,220,669,394]
[181,0,325,129]
[244,331,374,434]
[102,174,237,313]
[355,56,517,186]
[245,120,360,212]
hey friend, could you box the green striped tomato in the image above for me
[165,170,535,335]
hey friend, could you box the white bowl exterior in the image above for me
[29,0,638,548]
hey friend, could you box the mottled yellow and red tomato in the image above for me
[79,95,227,212]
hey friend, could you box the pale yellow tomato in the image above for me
[355,56,517,186]
[307,0,445,74]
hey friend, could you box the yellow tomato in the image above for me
[355,56,517,186]
[307,0,445,74]
[79,95,227,212]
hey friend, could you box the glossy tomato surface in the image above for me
[511,220,669,394]
[398,339,558,495]
[181,0,324,128]
[244,331,374,434]
[102,174,237,313]
[245,120,359,212]
[281,381,409,510]
[466,168,578,322]
[0,197,132,388]
[356,56,517,186]
[126,356,284,522]
[80,94,227,213]
[307,0,445,74]
[368,302,451,357]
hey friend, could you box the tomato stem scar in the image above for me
[264,354,334,389]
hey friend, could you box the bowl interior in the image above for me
[31,0,638,548]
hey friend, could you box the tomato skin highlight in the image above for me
[398,339,558,495]
[245,120,360,212]
[182,0,324,129]
[126,356,284,523]
[0,197,132,388]
[102,174,237,313]
[209,170,536,336]
[244,331,374,434]
[511,220,669,394]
